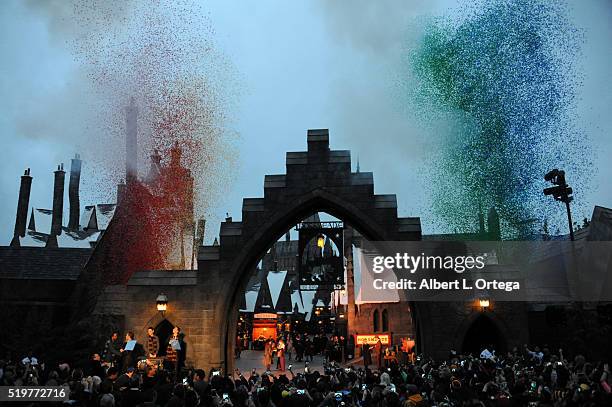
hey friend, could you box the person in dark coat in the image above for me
[363,343,372,368]
[103,332,122,367]
[120,331,144,372]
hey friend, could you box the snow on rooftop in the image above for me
[240,285,260,313]
[29,208,52,234]
[267,270,287,309]
[57,228,100,248]
[80,206,95,230]
[95,204,116,230]
[19,231,47,247]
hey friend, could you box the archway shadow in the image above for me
[461,314,506,355]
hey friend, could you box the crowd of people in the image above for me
[1,337,611,407]
[237,333,354,368]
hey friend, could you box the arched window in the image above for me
[373,309,379,332]
[382,309,389,332]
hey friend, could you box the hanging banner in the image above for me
[297,221,344,289]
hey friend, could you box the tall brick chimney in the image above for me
[126,97,138,183]
[68,154,82,230]
[196,218,206,246]
[10,168,33,247]
[51,164,65,236]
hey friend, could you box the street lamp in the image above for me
[156,293,168,316]
[543,169,575,241]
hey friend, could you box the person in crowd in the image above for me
[4,341,612,407]
[145,326,160,358]
[113,366,135,391]
[374,336,383,370]
[277,337,286,371]
[103,331,122,367]
[192,368,208,399]
[304,336,314,362]
[363,342,372,368]
[235,334,243,359]
[263,337,273,371]
[295,334,304,362]
[87,352,106,379]
[21,350,38,366]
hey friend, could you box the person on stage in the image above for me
[165,326,183,380]
[145,327,160,358]
[120,332,144,372]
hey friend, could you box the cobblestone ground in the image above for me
[234,350,327,377]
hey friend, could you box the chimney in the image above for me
[125,97,138,183]
[196,218,206,246]
[116,181,126,206]
[487,207,501,241]
[68,154,82,230]
[51,163,65,236]
[10,168,33,247]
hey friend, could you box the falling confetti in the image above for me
[56,0,240,281]
[402,0,592,237]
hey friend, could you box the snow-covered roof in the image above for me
[57,229,101,248]
[19,231,48,247]
[80,204,116,231]
[267,270,287,308]
[28,208,52,234]
[240,283,260,313]
[95,204,116,230]
[80,206,95,230]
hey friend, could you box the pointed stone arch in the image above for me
[197,130,422,371]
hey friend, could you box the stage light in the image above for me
[479,298,490,309]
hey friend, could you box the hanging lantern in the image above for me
[317,234,325,248]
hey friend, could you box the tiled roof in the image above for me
[0,246,92,280]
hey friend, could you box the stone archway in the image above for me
[90,129,528,372]
[197,129,423,372]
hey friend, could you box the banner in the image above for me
[356,334,391,345]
